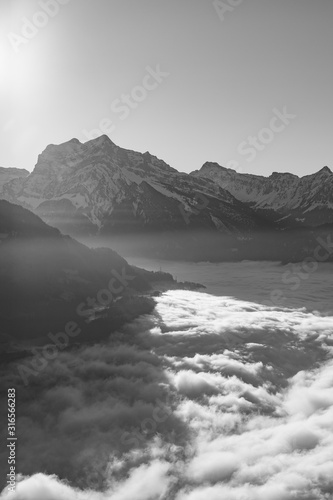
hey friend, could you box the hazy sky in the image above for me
[1,0,332,176]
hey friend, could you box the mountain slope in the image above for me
[191,163,333,226]
[1,136,269,236]
[0,166,29,195]
[0,200,157,346]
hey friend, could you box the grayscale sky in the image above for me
[1,0,332,175]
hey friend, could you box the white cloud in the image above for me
[2,290,333,499]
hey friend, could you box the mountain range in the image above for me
[0,136,270,236]
[192,162,333,227]
[0,136,332,261]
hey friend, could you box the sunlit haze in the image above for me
[1,0,332,176]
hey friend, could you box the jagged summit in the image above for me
[316,166,332,175]
[0,137,265,235]
[192,162,333,226]
[68,137,81,145]
[2,134,332,232]
[269,171,299,179]
[44,137,82,152]
[200,161,235,173]
[196,162,330,181]
[85,134,115,147]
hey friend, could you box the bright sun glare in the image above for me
[1,35,38,105]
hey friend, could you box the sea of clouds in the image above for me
[1,289,333,499]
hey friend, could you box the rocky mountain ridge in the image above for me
[0,166,29,195]
[191,163,333,227]
[0,136,269,236]
[1,137,332,262]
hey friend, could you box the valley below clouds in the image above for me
[1,280,333,500]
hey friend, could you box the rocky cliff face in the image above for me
[0,166,29,195]
[1,136,266,235]
[191,163,333,226]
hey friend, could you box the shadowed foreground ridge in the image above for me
[0,200,163,347]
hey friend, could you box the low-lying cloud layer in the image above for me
[1,290,333,499]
